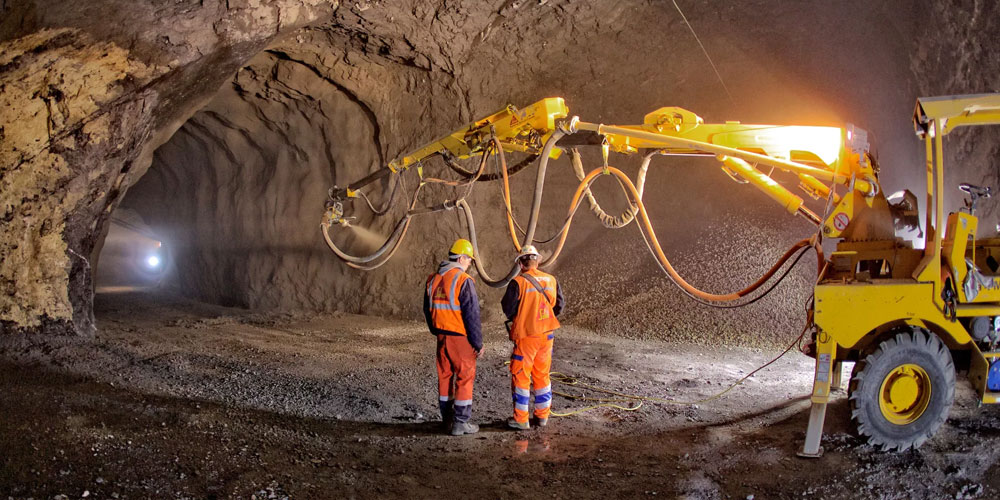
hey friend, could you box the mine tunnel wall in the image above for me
[1,0,341,334]
[3,0,1000,337]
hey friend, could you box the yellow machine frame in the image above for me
[803,94,1000,455]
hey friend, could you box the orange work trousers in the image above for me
[510,334,554,423]
[436,334,477,422]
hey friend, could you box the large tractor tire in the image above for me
[849,328,955,451]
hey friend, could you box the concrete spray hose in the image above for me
[490,141,653,253]
[476,142,813,298]
[457,157,602,285]
[321,182,443,271]
[542,165,817,301]
[321,142,496,270]
[457,130,569,287]
[323,129,566,282]
[567,147,656,229]
[322,215,412,270]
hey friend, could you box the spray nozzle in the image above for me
[324,202,356,228]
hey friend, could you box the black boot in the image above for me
[439,400,454,431]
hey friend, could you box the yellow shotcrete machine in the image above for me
[322,93,1000,457]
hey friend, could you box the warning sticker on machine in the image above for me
[815,353,831,383]
[833,213,850,231]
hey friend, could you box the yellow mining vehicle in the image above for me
[322,93,1000,457]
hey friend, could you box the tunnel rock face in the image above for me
[122,0,932,341]
[123,7,509,317]
[1,28,166,333]
[118,0,1000,342]
[5,0,1000,339]
[126,47,389,311]
[1,0,339,335]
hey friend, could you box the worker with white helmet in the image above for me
[502,244,565,430]
[424,238,482,436]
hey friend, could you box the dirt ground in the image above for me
[2,292,999,499]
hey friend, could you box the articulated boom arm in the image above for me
[328,97,568,203]
[387,98,569,173]
[569,106,881,236]
[331,96,881,239]
[324,96,888,272]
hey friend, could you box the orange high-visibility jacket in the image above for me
[426,266,473,336]
[510,270,560,339]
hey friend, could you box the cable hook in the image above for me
[601,136,610,175]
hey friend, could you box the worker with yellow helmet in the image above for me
[423,238,482,436]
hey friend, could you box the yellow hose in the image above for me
[545,166,815,301]
[494,135,522,252]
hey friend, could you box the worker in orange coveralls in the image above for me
[423,238,482,436]
[502,245,565,430]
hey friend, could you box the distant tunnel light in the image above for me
[146,255,161,268]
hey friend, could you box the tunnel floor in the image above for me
[2,293,999,499]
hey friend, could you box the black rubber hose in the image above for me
[457,199,521,287]
[445,152,540,182]
[634,214,815,309]
[323,180,441,270]
[322,215,410,265]
[357,174,401,216]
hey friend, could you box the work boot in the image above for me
[439,400,454,431]
[450,421,480,436]
[534,417,549,428]
[507,417,530,430]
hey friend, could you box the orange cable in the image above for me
[549,167,814,301]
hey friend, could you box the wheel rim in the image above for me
[878,363,932,425]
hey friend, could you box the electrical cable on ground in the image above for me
[548,311,813,417]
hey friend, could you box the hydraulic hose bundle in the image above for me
[323,132,819,312]
[321,98,853,307]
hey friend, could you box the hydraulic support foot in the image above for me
[799,335,836,458]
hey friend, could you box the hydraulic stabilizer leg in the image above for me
[799,334,836,458]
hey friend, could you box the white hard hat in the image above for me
[516,245,540,261]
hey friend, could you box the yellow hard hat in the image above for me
[450,238,475,259]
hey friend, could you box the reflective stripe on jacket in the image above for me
[509,269,561,339]
[426,265,473,336]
